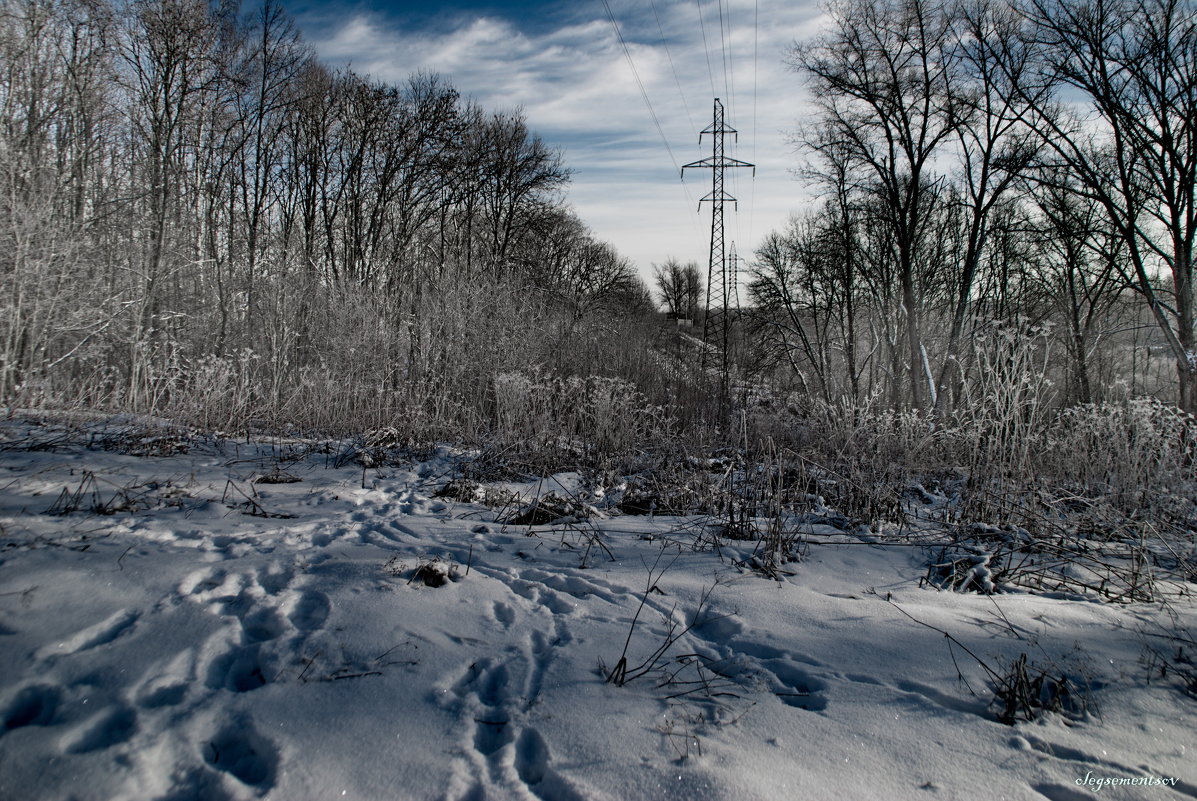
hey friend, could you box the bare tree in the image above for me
[0,0,121,401]
[1030,175,1129,404]
[121,0,223,406]
[791,0,969,411]
[933,0,1043,414]
[475,110,568,274]
[1015,0,1197,411]
[652,257,703,320]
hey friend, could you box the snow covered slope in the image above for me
[0,418,1193,800]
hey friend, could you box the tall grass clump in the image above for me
[1048,399,1196,513]
[734,321,1194,539]
[488,371,673,472]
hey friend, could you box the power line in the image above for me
[717,0,733,117]
[600,0,681,175]
[599,0,701,242]
[694,0,717,99]
[747,0,759,254]
[649,0,697,135]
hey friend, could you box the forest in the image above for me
[3,0,1195,476]
[1,0,656,438]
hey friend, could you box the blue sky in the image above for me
[290,0,828,280]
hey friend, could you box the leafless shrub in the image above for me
[1141,641,1197,699]
[384,555,462,588]
[220,480,291,519]
[617,468,710,517]
[253,467,301,485]
[43,471,162,516]
[498,492,580,526]
[991,653,1092,726]
[434,479,484,503]
[409,556,461,588]
[488,371,672,472]
[605,549,723,687]
[921,516,1183,603]
[881,593,1096,725]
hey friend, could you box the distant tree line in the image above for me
[0,0,653,432]
[4,0,1193,442]
[751,0,1196,415]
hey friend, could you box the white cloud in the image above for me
[300,0,829,280]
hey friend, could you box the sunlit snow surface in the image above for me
[0,416,1194,800]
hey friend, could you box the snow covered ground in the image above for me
[1,416,1194,801]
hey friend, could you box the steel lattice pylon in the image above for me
[682,98,754,403]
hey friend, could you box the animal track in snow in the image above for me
[518,569,623,606]
[206,643,269,693]
[2,684,60,731]
[514,727,550,785]
[688,624,831,713]
[256,564,292,594]
[491,601,515,628]
[62,704,137,754]
[137,674,189,709]
[36,609,138,660]
[445,620,580,800]
[285,590,330,632]
[153,766,235,801]
[238,606,286,643]
[203,717,278,790]
[508,580,577,616]
[181,560,333,697]
[762,657,828,711]
[895,680,987,717]
[1018,734,1197,799]
[514,728,588,801]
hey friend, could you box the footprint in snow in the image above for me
[762,657,829,711]
[138,680,188,709]
[256,564,293,595]
[688,625,831,712]
[35,609,139,660]
[286,590,330,632]
[179,568,241,603]
[135,650,195,709]
[203,717,278,790]
[206,644,269,693]
[2,684,60,731]
[514,728,550,784]
[62,704,138,754]
[238,606,286,643]
[447,638,582,799]
[514,728,587,801]
[153,767,235,801]
[491,601,515,629]
[895,680,986,717]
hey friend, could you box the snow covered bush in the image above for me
[953,322,1056,485]
[1047,399,1197,510]
[488,370,671,469]
[991,654,1092,726]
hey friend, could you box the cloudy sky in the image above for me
[290,0,829,280]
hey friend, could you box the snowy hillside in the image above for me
[0,417,1194,801]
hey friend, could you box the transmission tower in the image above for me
[682,98,754,402]
[728,241,742,311]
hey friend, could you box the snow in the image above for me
[1,417,1195,800]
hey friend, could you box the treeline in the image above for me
[0,0,655,434]
[5,0,1194,456]
[750,0,1196,415]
